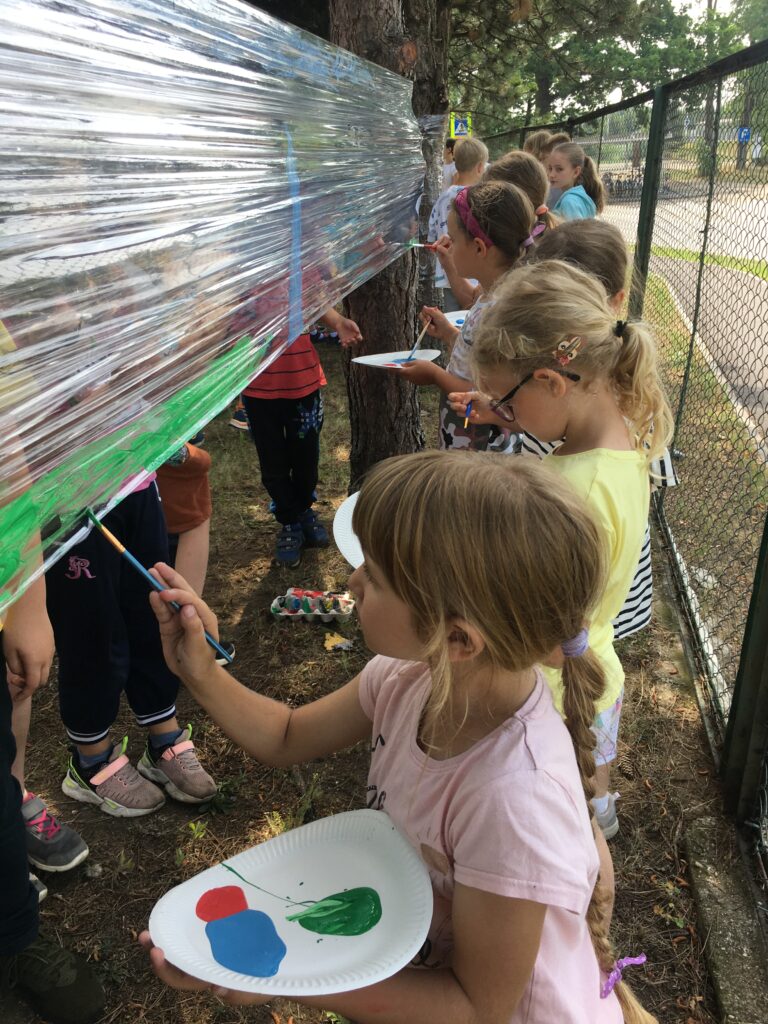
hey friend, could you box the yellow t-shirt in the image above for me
[543,448,650,713]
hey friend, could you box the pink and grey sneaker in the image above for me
[137,725,217,804]
[62,738,165,817]
[22,793,89,872]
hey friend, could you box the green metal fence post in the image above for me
[723,508,768,821]
[628,86,668,320]
[596,114,605,168]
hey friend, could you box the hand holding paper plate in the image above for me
[148,809,432,996]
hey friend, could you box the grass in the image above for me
[5,343,722,1024]
[649,247,768,283]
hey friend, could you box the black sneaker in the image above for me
[22,793,89,873]
[0,933,105,1024]
[214,641,236,667]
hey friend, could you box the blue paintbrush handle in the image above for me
[121,549,233,664]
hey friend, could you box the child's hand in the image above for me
[420,306,459,344]
[3,580,55,701]
[448,390,509,426]
[336,317,363,348]
[432,233,455,269]
[138,932,270,1006]
[148,563,220,686]
[390,359,439,385]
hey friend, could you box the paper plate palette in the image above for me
[333,491,363,569]
[149,809,432,996]
[445,311,470,328]
[351,348,440,369]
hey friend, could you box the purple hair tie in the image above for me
[522,222,547,248]
[454,187,495,249]
[561,627,589,657]
[600,953,647,998]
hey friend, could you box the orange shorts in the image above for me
[156,444,212,534]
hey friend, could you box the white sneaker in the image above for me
[592,792,620,840]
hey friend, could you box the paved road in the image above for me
[602,197,768,436]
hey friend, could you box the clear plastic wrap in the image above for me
[0,0,425,613]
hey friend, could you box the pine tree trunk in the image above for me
[329,0,449,489]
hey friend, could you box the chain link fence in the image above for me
[486,40,768,882]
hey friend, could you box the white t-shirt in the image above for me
[359,656,623,1024]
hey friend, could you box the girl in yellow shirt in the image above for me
[462,259,673,839]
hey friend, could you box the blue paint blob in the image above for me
[205,909,287,977]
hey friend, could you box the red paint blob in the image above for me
[195,885,248,922]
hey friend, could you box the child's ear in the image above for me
[532,368,570,397]
[446,618,486,662]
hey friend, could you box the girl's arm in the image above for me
[142,885,546,1023]
[148,565,371,766]
[321,306,363,347]
[394,362,471,394]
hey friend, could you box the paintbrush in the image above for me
[406,318,432,362]
[463,400,473,429]
[85,508,234,665]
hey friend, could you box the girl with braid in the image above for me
[141,450,655,1023]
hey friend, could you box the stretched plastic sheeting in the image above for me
[0,0,425,614]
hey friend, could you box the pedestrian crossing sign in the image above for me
[450,112,472,138]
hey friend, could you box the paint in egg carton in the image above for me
[270,587,355,622]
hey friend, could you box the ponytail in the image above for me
[581,155,606,214]
[561,648,659,1024]
[612,321,674,461]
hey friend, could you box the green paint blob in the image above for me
[285,887,382,936]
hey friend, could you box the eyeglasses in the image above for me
[489,369,581,424]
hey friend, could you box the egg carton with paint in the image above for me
[271,588,355,622]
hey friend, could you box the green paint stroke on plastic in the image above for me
[0,335,272,610]
[285,887,382,936]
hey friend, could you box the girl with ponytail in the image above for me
[143,450,655,1022]
[548,142,606,218]
[461,259,673,839]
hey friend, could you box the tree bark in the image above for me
[330,0,449,489]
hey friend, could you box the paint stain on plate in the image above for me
[196,886,286,977]
[285,886,382,936]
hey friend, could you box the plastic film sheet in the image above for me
[0,0,425,613]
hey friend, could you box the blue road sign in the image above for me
[738,126,751,143]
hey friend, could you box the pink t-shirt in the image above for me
[359,656,623,1024]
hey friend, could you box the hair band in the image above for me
[600,953,647,999]
[535,204,549,216]
[552,335,582,367]
[561,627,589,657]
[522,223,547,248]
[454,187,495,249]
[613,320,627,338]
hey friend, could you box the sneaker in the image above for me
[592,792,620,840]
[229,404,249,431]
[299,509,329,548]
[62,738,165,817]
[138,725,217,804]
[214,640,236,667]
[276,522,304,567]
[30,872,48,903]
[0,933,105,1024]
[23,792,89,873]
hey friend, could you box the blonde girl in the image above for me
[548,142,606,219]
[523,128,571,164]
[461,259,673,836]
[394,181,537,453]
[141,450,655,1024]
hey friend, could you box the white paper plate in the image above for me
[149,809,432,996]
[333,491,362,568]
[351,348,440,369]
[445,310,470,328]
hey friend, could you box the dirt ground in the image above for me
[4,345,723,1024]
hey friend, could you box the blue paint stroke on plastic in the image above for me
[285,128,303,343]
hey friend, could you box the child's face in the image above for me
[482,364,572,442]
[446,209,482,279]
[546,154,581,191]
[348,555,425,661]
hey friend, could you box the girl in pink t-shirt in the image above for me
[141,451,655,1024]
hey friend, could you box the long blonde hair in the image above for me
[352,450,656,1024]
[472,259,673,461]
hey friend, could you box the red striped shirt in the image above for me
[243,334,326,400]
